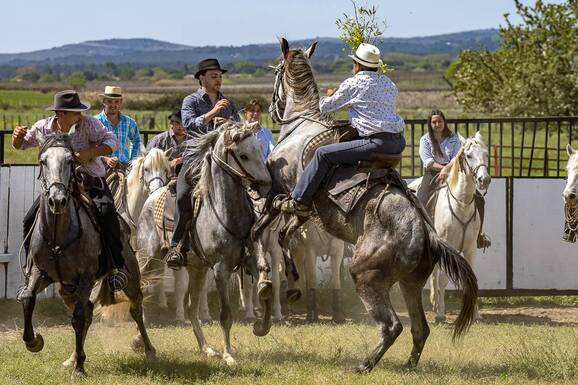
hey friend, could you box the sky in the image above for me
[0,0,567,53]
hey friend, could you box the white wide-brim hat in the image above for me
[99,85,123,99]
[348,43,382,68]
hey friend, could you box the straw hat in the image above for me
[348,43,382,68]
[99,85,123,99]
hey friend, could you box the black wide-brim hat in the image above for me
[194,58,228,79]
[46,90,91,112]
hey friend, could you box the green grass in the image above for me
[0,297,577,384]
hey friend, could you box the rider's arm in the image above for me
[182,94,205,133]
[89,117,119,154]
[13,120,45,150]
[419,135,436,170]
[128,119,141,160]
[319,77,356,114]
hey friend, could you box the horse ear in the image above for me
[36,129,46,146]
[247,121,261,134]
[474,131,483,143]
[567,144,576,156]
[305,41,317,59]
[458,133,466,145]
[164,147,174,158]
[280,38,290,58]
[68,124,77,137]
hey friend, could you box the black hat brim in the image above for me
[194,67,227,79]
[46,101,91,112]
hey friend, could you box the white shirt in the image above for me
[319,71,405,137]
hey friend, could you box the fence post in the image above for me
[148,117,156,130]
[0,133,4,164]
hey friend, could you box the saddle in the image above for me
[154,186,177,233]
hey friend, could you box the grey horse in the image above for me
[17,132,156,378]
[254,39,478,373]
[137,121,272,366]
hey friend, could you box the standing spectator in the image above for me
[244,99,275,160]
[95,86,141,168]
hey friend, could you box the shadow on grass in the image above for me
[109,354,264,381]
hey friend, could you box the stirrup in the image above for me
[477,233,492,250]
[164,247,187,271]
[272,196,312,217]
[108,269,128,292]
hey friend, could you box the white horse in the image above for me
[290,221,348,323]
[412,132,490,322]
[562,144,578,240]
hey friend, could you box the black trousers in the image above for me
[23,177,124,270]
[170,159,194,249]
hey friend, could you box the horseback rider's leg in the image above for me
[22,196,41,257]
[278,133,405,215]
[416,169,439,218]
[474,192,491,249]
[89,178,126,284]
[166,161,194,269]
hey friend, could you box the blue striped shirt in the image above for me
[95,111,141,163]
[419,133,461,169]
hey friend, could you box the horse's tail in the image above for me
[93,279,132,323]
[426,224,478,340]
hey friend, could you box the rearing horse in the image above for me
[255,39,478,373]
[17,132,156,378]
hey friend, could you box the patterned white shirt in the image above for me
[419,132,462,170]
[319,71,405,137]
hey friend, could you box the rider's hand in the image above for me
[326,88,336,97]
[103,156,119,168]
[76,149,95,164]
[213,99,230,113]
[12,126,28,140]
[170,157,183,169]
[213,117,227,126]
[439,165,450,181]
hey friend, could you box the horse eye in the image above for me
[240,154,249,161]
[144,168,149,172]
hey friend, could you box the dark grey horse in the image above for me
[255,39,478,373]
[17,132,156,378]
[137,121,272,366]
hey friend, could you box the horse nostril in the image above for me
[569,193,577,200]
[60,197,67,207]
[48,197,55,207]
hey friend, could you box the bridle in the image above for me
[211,128,259,191]
[38,139,78,199]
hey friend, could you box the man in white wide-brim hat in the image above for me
[276,42,406,217]
[95,85,142,169]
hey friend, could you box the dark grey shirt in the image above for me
[146,130,186,158]
[181,88,240,134]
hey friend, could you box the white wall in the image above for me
[0,165,576,298]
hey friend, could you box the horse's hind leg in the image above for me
[349,268,402,374]
[399,279,430,368]
[214,262,236,366]
[174,268,189,324]
[18,265,51,353]
[123,275,157,361]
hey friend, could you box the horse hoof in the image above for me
[253,321,271,337]
[286,289,302,304]
[62,355,76,368]
[131,335,145,353]
[332,315,346,324]
[71,368,87,379]
[257,280,273,300]
[202,346,220,358]
[146,349,158,362]
[25,334,44,353]
[347,364,372,375]
[223,353,237,367]
[434,315,447,324]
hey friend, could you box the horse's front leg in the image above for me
[69,282,94,378]
[214,262,236,366]
[18,265,52,353]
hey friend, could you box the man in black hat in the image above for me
[181,58,240,133]
[146,108,186,173]
[164,58,240,269]
[12,90,127,289]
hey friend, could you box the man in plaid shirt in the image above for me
[95,86,141,168]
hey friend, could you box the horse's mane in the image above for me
[283,49,332,123]
[39,132,73,156]
[184,127,223,193]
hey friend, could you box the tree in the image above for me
[68,71,86,90]
[447,0,578,116]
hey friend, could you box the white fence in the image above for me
[1,166,577,299]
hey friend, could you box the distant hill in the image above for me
[0,29,500,66]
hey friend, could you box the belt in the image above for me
[368,132,404,139]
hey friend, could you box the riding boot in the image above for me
[562,220,577,242]
[474,192,492,249]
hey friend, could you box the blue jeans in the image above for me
[291,133,406,206]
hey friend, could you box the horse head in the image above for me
[214,121,272,198]
[270,38,318,124]
[134,148,172,193]
[458,132,491,191]
[564,144,578,206]
[37,128,78,214]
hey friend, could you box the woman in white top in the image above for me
[417,109,490,249]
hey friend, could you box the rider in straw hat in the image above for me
[276,43,406,216]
